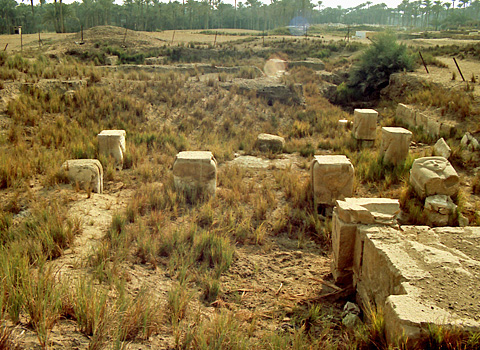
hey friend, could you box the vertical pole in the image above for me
[453,57,465,82]
[20,29,23,53]
[38,32,41,47]
[263,31,265,46]
[3,44,8,51]
[81,25,84,42]
[419,51,429,74]
[214,31,217,46]
[171,30,175,44]
[123,28,128,46]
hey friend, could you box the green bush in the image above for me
[345,31,414,101]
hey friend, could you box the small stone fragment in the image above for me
[433,138,451,159]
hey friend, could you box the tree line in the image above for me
[1,0,480,35]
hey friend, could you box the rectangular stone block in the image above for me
[98,130,126,170]
[353,109,378,141]
[415,112,429,130]
[396,103,416,127]
[173,151,217,197]
[332,210,358,271]
[311,155,354,206]
[61,159,103,193]
[381,127,412,165]
[409,157,459,198]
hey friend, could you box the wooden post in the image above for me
[214,31,217,46]
[419,51,429,74]
[20,29,23,53]
[81,25,84,42]
[171,30,175,44]
[453,57,465,82]
[38,32,41,47]
[3,44,8,51]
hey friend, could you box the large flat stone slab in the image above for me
[355,225,480,345]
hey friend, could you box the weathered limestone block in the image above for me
[105,55,118,65]
[255,133,285,153]
[424,195,457,227]
[415,112,429,130]
[311,155,354,206]
[97,130,126,169]
[461,132,480,151]
[426,118,441,137]
[409,157,459,198]
[381,127,412,165]
[433,138,451,159]
[353,109,377,141]
[173,151,217,197]
[396,103,416,127]
[61,159,103,193]
[332,198,400,284]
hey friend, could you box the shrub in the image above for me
[345,31,415,101]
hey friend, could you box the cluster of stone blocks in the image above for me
[331,198,480,345]
[396,103,456,138]
[60,129,127,194]
[410,156,460,226]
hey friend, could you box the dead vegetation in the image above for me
[0,26,479,349]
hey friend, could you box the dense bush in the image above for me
[339,31,415,102]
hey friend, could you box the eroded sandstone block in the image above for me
[396,103,416,127]
[409,157,459,198]
[433,138,451,159]
[98,130,126,170]
[381,127,412,165]
[353,109,378,141]
[311,155,354,206]
[255,133,285,153]
[173,151,217,197]
[61,159,103,193]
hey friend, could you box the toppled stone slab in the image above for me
[173,151,217,197]
[289,58,325,71]
[220,78,305,105]
[311,155,354,206]
[355,225,480,345]
[381,127,412,165]
[255,133,285,153]
[410,157,459,198]
[227,155,293,170]
[97,130,126,170]
[433,138,451,159]
[60,159,103,193]
[104,63,264,76]
[316,70,342,85]
[353,109,377,141]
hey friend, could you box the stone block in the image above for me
[332,210,358,271]
[426,118,441,137]
[344,198,400,224]
[381,127,412,165]
[409,157,459,198]
[433,138,451,159]
[98,130,126,170]
[255,133,285,153]
[311,155,354,206]
[61,159,103,193]
[415,112,429,130]
[424,195,457,227]
[173,151,217,197]
[353,109,377,141]
[396,103,416,127]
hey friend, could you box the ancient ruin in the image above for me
[381,127,412,165]
[409,157,459,198]
[311,155,354,206]
[60,159,104,193]
[173,151,217,197]
[353,109,377,142]
[97,130,126,170]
